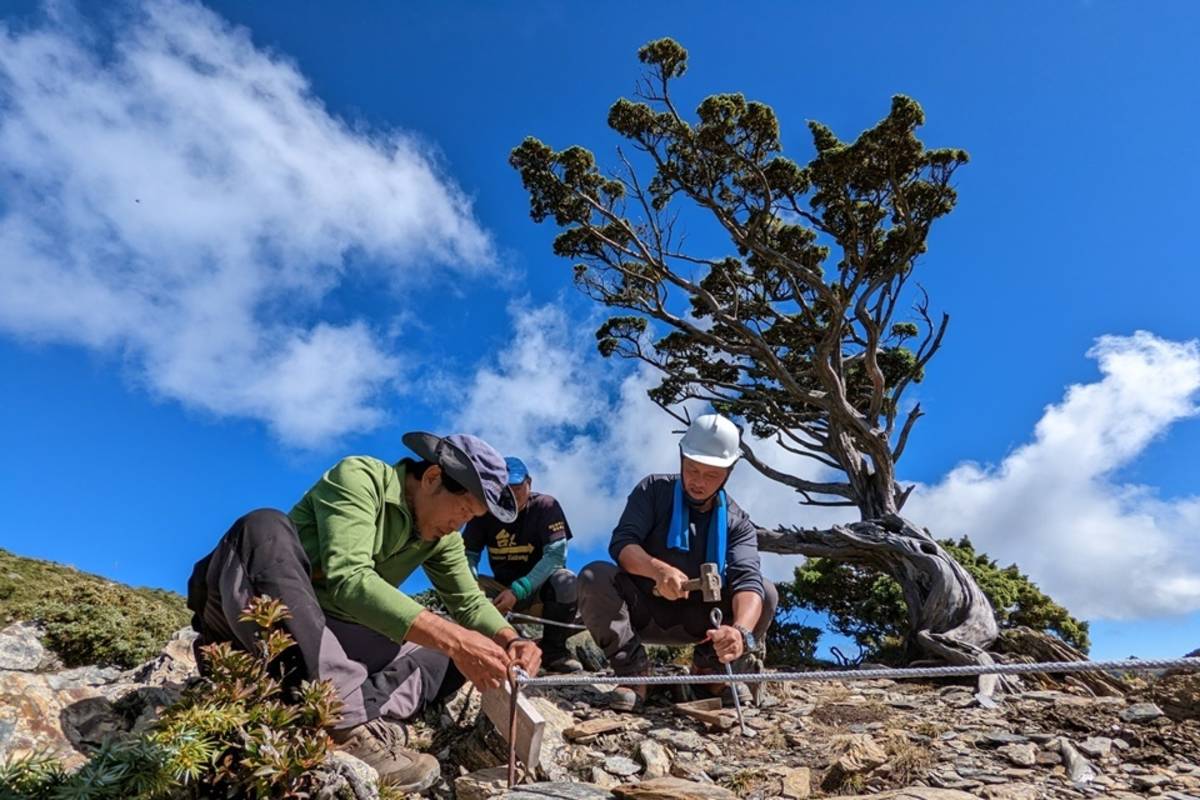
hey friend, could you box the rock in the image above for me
[566,717,628,742]
[120,628,197,686]
[1155,673,1200,721]
[527,693,581,782]
[604,755,641,777]
[978,731,1030,747]
[1120,702,1165,723]
[591,766,620,790]
[1058,737,1098,784]
[832,790,981,800]
[821,734,888,790]
[1078,736,1114,759]
[778,766,812,798]
[316,750,379,800]
[637,739,670,779]
[457,766,511,800]
[1133,774,1172,791]
[613,777,736,799]
[0,623,49,671]
[647,728,706,753]
[980,783,1041,800]
[505,783,614,799]
[997,742,1038,767]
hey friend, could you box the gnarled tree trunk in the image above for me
[759,513,1014,698]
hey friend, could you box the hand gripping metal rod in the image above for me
[710,607,748,736]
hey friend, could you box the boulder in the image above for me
[0,623,51,671]
[613,777,737,799]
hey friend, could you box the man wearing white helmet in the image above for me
[577,413,778,712]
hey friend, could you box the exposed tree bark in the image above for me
[759,515,1013,696]
[996,626,1128,697]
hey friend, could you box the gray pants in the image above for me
[187,509,463,731]
[577,560,778,676]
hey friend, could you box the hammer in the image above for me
[653,562,722,601]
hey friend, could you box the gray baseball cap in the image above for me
[402,431,518,523]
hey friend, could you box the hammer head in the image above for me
[698,562,722,602]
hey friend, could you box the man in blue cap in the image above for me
[463,456,583,673]
[187,432,540,793]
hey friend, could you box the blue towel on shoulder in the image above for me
[666,479,727,580]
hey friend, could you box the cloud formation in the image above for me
[450,307,1200,620]
[0,1,493,445]
[906,331,1200,619]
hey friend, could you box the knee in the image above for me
[548,569,578,605]
[758,579,779,628]
[579,560,616,596]
[234,508,304,566]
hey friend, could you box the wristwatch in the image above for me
[733,624,757,652]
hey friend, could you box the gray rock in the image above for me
[997,743,1038,767]
[317,751,379,800]
[1078,737,1113,759]
[457,766,512,800]
[1132,774,1171,791]
[604,756,641,777]
[0,623,47,671]
[1058,738,1098,784]
[647,728,706,753]
[637,739,670,779]
[978,731,1031,747]
[1120,702,1165,723]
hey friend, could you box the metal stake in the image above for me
[710,607,748,736]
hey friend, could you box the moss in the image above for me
[0,548,189,669]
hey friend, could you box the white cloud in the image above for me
[0,1,493,446]
[448,302,850,567]
[905,332,1200,620]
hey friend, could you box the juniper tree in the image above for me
[511,38,1029,677]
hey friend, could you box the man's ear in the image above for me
[424,464,443,491]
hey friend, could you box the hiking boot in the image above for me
[542,653,583,674]
[690,664,753,707]
[330,719,439,792]
[608,673,649,712]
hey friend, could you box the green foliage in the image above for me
[765,597,822,667]
[0,597,344,800]
[0,548,189,669]
[786,537,1090,660]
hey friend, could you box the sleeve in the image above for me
[536,498,571,545]
[724,506,765,598]
[510,538,567,601]
[608,477,658,563]
[311,458,428,642]
[423,533,509,637]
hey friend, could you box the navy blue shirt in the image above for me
[608,474,765,598]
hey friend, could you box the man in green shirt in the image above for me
[187,432,540,793]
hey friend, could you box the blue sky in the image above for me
[1,0,1198,660]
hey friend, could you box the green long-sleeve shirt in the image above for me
[288,456,509,643]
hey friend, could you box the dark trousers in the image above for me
[577,560,778,676]
[186,509,463,730]
[477,570,578,659]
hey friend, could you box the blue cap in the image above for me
[504,457,529,485]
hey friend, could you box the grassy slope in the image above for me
[0,548,190,668]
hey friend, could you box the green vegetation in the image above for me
[0,597,347,800]
[784,536,1090,661]
[0,548,189,669]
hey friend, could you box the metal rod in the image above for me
[515,656,1200,688]
[709,607,748,736]
[507,666,520,789]
[507,611,588,631]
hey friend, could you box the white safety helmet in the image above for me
[679,413,741,468]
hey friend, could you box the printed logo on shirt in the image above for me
[489,528,535,561]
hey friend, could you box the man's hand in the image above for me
[447,629,512,691]
[653,563,691,601]
[505,638,542,677]
[492,589,518,615]
[705,625,745,663]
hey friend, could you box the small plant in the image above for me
[0,596,345,800]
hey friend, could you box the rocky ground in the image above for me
[3,620,1200,799]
